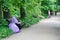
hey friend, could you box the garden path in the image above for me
[3,13,60,40]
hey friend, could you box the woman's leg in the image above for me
[15,23,22,29]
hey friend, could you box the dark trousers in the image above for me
[15,23,22,29]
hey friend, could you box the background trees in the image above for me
[41,0,57,15]
[0,0,60,38]
[0,0,2,23]
[56,0,60,11]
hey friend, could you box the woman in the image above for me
[9,20,20,33]
[12,16,22,29]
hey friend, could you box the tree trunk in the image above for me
[48,10,51,16]
[20,5,25,19]
[3,8,10,19]
[55,11,57,15]
[48,10,51,18]
[0,0,2,23]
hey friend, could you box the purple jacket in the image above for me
[12,16,19,24]
[9,22,20,33]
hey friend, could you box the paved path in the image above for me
[3,15,60,40]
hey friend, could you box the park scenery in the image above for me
[0,0,60,40]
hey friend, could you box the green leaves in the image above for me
[0,19,13,38]
[1,0,60,38]
[2,0,47,28]
[0,27,13,38]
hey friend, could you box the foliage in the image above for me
[2,0,45,27]
[56,0,60,5]
[41,0,57,13]
[0,19,13,39]
[1,0,60,38]
[56,0,60,11]
[0,27,13,38]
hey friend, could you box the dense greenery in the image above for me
[0,27,13,38]
[0,0,60,38]
[0,19,13,39]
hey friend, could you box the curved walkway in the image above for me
[3,15,60,40]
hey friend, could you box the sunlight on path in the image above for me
[3,15,60,40]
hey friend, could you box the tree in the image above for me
[20,4,25,19]
[0,0,2,23]
[2,0,11,19]
[3,7,10,19]
[56,0,60,5]
[41,0,50,14]
[6,0,26,19]
[20,0,26,19]
[56,0,60,11]
[41,0,57,15]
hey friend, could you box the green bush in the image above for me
[0,19,13,39]
[0,27,13,38]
